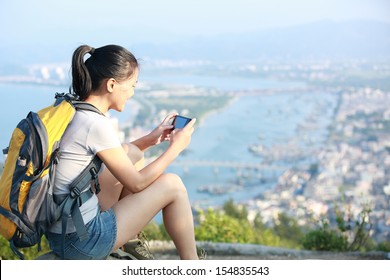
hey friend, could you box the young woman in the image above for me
[45,44,199,260]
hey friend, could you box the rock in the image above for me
[35,242,390,260]
[150,241,390,260]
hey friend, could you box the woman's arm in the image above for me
[98,118,196,193]
[130,135,154,152]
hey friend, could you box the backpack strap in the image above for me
[53,93,105,259]
[54,92,105,116]
[72,101,105,116]
[56,155,102,259]
[0,207,35,260]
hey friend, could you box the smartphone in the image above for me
[172,115,192,129]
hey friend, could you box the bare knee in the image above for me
[158,173,187,197]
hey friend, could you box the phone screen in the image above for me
[172,115,192,129]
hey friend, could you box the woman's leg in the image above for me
[97,143,144,211]
[112,173,198,260]
[98,143,198,259]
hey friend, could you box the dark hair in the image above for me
[71,44,138,100]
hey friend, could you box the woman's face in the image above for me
[110,68,139,112]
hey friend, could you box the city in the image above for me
[246,87,390,243]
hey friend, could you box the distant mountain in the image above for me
[131,20,390,62]
[1,20,389,65]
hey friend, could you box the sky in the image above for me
[1,0,389,47]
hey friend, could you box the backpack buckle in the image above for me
[90,167,98,179]
[90,167,101,195]
[70,187,81,198]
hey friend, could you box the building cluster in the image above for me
[248,87,390,243]
[238,60,390,85]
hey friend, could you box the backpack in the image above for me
[0,92,103,259]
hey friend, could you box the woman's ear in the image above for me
[106,78,116,93]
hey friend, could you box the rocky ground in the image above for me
[150,241,390,260]
[37,241,389,260]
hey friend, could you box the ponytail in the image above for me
[71,45,94,100]
[71,44,138,100]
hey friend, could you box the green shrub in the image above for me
[223,199,248,220]
[377,241,390,252]
[302,199,375,252]
[0,235,51,260]
[302,223,348,251]
[142,222,166,241]
[253,228,281,247]
[195,208,255,243]
[273,212,304,249]
[252,213,281,247]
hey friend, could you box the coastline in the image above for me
[197,94,239,127]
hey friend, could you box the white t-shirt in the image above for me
[49,110,121,233]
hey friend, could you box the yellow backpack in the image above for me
[0,93,102,259]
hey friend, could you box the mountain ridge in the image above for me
[1,20,389,65]
[131,19,390,61]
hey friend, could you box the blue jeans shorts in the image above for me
[45,208,117,260]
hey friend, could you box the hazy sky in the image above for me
[1,0,389,46]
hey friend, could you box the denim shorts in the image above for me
[45,208,117,260]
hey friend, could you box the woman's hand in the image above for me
[133,113,196,153]
[147,113,176,146]
[169,118,196,154]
